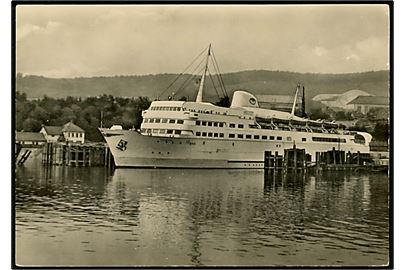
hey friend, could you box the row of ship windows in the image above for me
[141,129,347,143]
[194,132,285,141]
[145,118,245,129]
[313,137,346,143]
[150,106,226,115]
[196,120,226,127]
[196,121,246,129]
[142,129,182,135]
[150,106,183,111]
[144,118,184,124]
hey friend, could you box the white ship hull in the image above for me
[100,128,369,169]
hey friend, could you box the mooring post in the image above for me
[275,151,278,171]
[49,143,53,165]
[316,152,320,173]
[264,151,271,169]
[104,146,108,167]
[357,151,361,166]
[88,147,92,167]
[47,143,51,165]
[74,146,78,167]
[107,148,111,168]
[67,145,71,166]
[283,149,288,170]
[326,151,330,165]
[341,151,345,165]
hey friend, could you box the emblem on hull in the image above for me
[116,139,128,151]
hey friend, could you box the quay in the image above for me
[41,142,114,167]
[264,145,388,173]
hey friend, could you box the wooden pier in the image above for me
[314,148,372,172]
[264,150,283,172]
[264,145,308,173]
[265,146,385,174]
[42,142,114,167]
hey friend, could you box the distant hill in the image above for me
[16,70,389,106]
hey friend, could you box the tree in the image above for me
[133,96,151,128]
[22,118,41,132]
[15,97,35,131]
[367,107,389,120]
[29,106,49,123]
[60,107,76,123]
[16,91,26,102]
[373,121,389,142]
[335,111,347,121]
[309,108,330,120]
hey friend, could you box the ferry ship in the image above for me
[99,46,372,168]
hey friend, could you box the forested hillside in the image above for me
[15,70,389,142]
[16,70,389,105]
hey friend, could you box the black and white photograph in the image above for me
[13,2,392,268]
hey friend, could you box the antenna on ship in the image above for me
[196,44,211,102]
[291,84,300,116]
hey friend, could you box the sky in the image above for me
[16,4,390,78]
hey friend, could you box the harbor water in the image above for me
[15,165,389,267]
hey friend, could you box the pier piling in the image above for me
[264,147,378,174]
[42,142,113,167]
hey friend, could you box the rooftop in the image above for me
[348,96,389,106]
[42,126,63,135]
[16,132,46,142]
[312,89,372,105]
[62,121,85,133]
[43,121,85,135]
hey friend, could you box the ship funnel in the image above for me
[231,90,259,108]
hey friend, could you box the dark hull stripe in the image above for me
[227,160,265,163]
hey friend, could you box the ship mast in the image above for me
[302,85,306,117]
[196,44,211,103]
[291,84,300,116]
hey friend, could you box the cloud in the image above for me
[16,5,390,77]
[17,21,61,41]
[312,46,328,57]
[345,54,360,61]
[17,23,40,41]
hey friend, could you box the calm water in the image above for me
[15,165,390,267]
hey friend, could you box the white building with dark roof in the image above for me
[40,126,63,142]
[348,96,389,114]
[40,121,85,143]
[62,121,85,143]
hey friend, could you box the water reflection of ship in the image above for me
[84,168,382,263]
[111,169,311,259]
